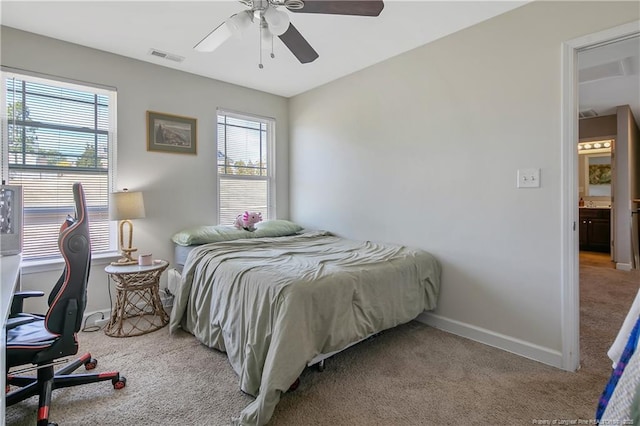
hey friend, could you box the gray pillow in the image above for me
[171,220,303,246]
[253,220,303,237]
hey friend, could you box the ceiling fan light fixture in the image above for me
[264,7,290,36]
[227,11,253,37]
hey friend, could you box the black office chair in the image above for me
[6,182,126,426]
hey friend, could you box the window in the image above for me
[217,110,274,225]
[1,70,116,260]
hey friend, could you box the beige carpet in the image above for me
[6,258,639,426]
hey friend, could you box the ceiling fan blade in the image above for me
[278,23,319,64]
[194,21,233,52]
[289,0,384,16]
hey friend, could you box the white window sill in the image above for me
[21,251,121,274]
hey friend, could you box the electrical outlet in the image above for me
[160,289,174,308]
[517,168,541,188]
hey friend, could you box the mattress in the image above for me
[173,243,199,272]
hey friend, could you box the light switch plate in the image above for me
[517,168,540,188]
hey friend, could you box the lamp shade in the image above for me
[109,190,145,221]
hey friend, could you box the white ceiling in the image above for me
[578,35,640,123]
[1,1,637,122]
[1,0,528,97]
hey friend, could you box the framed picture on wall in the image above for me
[146,111,197,155]
[588,164,612,185]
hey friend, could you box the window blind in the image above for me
[2,73,116,260]
[217,111,274,226]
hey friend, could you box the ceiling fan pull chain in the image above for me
[259,24,264,69]
[271,36,275,59]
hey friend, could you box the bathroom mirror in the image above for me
[584,153,612,197]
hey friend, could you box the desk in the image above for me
[1,254,21,421]
[104,260,169,337]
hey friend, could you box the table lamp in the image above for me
[109,188,145,265]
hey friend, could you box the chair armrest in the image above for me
[10,291,45,316]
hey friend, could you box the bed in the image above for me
[169,223,441,425]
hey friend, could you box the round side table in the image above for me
[104,260,169,337]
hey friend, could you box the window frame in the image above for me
[216,108,276,225]
[1,68,118,264]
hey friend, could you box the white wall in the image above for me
[1,26,289,316]
[289,1,640,367]
[614,105,638,268]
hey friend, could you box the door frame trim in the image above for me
[560,20,640,371]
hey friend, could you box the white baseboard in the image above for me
[416,312,563,369]
[615,262,632,271]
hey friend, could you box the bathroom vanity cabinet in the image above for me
[579,208,611,253]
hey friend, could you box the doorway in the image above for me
[577,141,614,258]
[561,21,640,372]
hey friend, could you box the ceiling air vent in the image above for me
[579,109,598,119]
[148,48,185,63]
[579,57,635,84]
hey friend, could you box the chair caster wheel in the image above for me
[84,357,97,370]
[113,375,126,390]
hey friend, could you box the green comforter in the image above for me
[169,231,441,425]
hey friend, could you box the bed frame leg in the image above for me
[288,377,300,392]
[317,359,325,372]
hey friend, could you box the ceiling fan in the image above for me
[194,0,384,67]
